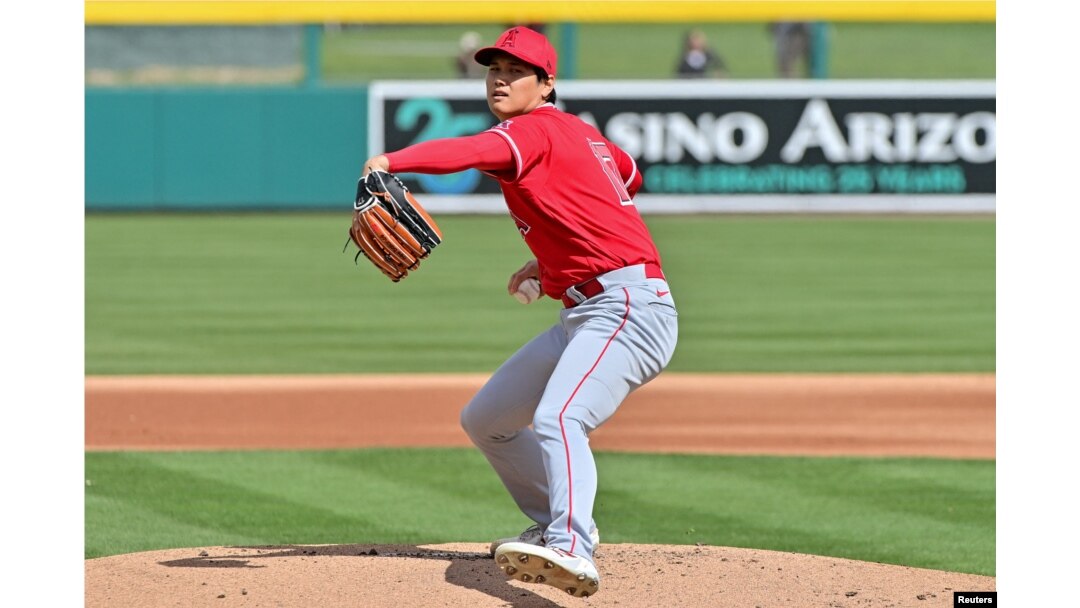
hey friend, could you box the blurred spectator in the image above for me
[675,29,727,78]
[769,21,811,78]
[455,31,487,78]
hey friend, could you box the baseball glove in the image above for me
[346,170,443,282]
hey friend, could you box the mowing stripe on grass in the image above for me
[86,448,994,575]
[86,214,994,374]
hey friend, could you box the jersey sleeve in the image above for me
[384,132,514,175]
[609,140,643,197]
[483,117,550,182]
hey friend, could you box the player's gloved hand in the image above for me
[346,170,443,281]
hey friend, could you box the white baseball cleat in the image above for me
[494,542,600,598]
[488,523,600,557]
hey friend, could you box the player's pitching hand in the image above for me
[508,259,542,304]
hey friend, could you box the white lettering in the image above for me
[845,112,896,162]
[953,111,996,163]
[917,113,958,162]
[644,114,666,162]
[665,113,713,163]
[606,104,994,166]
[892,113,917,162]
[606,112,644,158]
[607,111,767,164]
[713,112,768,163]
[781,98,850,162]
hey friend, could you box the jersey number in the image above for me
[589,141,634,206]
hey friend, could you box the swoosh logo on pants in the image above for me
[656,290,670,297]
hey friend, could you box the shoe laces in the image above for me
[520,524,543,540]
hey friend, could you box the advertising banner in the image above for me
[369,80,995,213]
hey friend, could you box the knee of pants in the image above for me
[460,397,519,444]
[532,407,587,443]
[459,402,487,442]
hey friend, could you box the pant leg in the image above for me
[460,324,567,527]
[534,284,678,561]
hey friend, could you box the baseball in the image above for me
[513,278,542,304]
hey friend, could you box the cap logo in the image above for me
[500,28,518,48]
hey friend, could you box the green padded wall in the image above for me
[86,87,368,209]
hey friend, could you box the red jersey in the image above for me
[386,104,658,299]
[483,105,657,298]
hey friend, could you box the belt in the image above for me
[561,263,666,308]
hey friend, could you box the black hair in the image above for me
[533,66,557,103]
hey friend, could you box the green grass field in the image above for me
[85,448,995,575]
[321,22,995,81]
[84,213,995,575]
[85,214,994,374]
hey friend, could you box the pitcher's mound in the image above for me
[85,543,994,607]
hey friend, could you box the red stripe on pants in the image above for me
[557,287,631,554]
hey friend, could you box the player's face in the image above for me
[485,54,554,121]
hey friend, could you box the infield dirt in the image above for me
[85,373,994,458]
[84,373,995,607]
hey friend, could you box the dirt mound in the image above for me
[85,543,994,607]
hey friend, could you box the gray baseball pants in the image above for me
[460,264,678,563]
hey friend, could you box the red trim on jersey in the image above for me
[625,157,642,194]
[384,132,514,174]
[557,287,632,553]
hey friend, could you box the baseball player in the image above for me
[362,26,678,598]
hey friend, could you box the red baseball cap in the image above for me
[474,26,558,76]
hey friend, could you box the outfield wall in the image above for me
[86,88,368,208]
[86,80,995,213]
